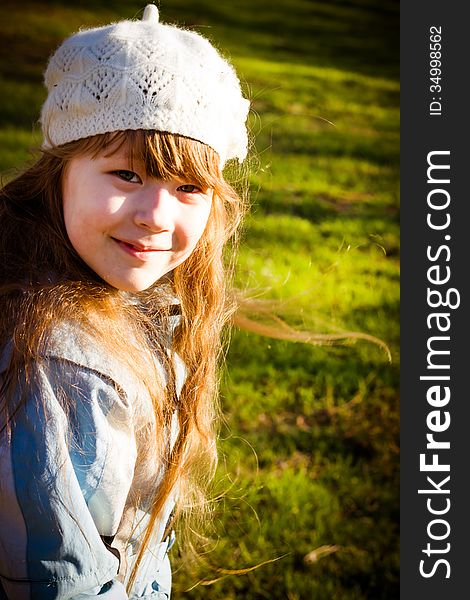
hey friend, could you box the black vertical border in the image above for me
[401,2,468,598]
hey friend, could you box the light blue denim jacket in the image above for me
[0,320,183,599]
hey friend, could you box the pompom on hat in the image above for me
[40,4,250,165]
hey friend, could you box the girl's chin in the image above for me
[102,272,169,293]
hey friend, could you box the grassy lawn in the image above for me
[0,1,399,598]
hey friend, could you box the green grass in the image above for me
[0,1,399,598]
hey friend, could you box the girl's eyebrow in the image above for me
[99,152,145,170]
[101,150,131,160]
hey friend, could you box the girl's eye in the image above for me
[177,184,202,194]
[113,170,142,184]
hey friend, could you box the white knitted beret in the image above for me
[40,4,250,164]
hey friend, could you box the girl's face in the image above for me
[62,149,213,292]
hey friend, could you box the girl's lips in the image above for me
[113,238,170,260]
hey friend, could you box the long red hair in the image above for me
[0,129,249,592]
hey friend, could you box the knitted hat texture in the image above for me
[40,5,250,164]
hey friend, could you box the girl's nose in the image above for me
[134,184,176,233]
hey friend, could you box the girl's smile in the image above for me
[62,150,213,291]
[113,238,172,259]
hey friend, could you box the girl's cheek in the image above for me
[187,206,211,239]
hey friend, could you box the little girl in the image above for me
[0,5,250,599]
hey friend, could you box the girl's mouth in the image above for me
[112,238,169,260]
